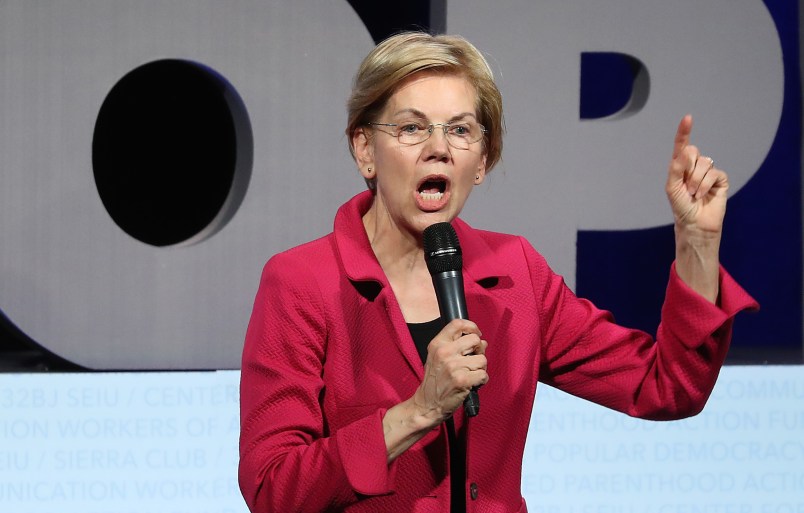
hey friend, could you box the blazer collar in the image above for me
[451,217,510,285]
[333,191,509,287]
[333,191,387,285]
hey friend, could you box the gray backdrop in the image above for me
[0,1,785,369]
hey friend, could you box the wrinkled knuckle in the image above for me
[445,359,462,374]
[450,318,468,330]
[435,345,451,360]
[454,374,472,389]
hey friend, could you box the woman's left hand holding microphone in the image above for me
[382,319,488,462]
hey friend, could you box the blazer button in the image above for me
[469,482,478,500]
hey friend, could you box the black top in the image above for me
[407,318,467,513]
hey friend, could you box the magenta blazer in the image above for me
[239,191,757,513]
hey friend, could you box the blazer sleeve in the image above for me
[524,238,759,420]
[238,254,397,513]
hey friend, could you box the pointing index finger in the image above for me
[673,114,693,159]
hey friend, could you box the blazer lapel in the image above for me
[333,191,425,380]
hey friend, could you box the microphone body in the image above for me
[423,222,480,417]
[431,270,468,321]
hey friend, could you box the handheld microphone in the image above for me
[422,222,480,417]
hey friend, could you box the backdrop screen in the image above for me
[1,366,801,513]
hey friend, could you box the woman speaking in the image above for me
[238,32,757,513]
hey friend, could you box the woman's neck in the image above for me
[362,203,426,276]
[362,204,440,323]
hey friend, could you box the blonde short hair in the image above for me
[346,32,504,186]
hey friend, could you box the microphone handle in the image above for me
[432,270,468,320]
[432,270,480,417]
[464,388,480,417]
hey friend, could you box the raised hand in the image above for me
[666,114,729,235]
[666,115,725,303]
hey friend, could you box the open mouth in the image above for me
[417,177,447,201]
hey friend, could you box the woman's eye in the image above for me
[451,124,470,136]
[399,124,421,134]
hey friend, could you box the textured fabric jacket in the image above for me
[239,191,758,513]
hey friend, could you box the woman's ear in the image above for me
[352,127,375,180]
[474,154,487,185]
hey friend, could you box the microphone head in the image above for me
[422,222,463,274]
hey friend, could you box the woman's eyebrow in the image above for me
[390,108,428,119]
[447,112,478,122]
[391,108,478,122]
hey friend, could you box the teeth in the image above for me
[419,191,443,201]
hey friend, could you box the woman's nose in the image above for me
[422,125,451,161]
